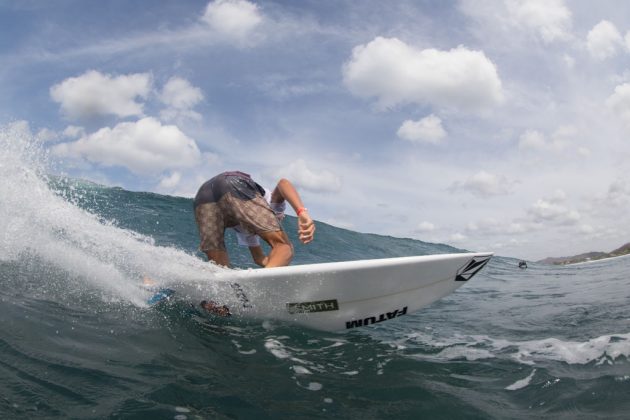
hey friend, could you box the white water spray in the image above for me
[0,122,221,306]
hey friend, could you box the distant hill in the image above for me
[539,242,630,265]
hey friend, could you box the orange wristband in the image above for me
[297,207,308,216]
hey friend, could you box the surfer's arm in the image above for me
[272,179,316,244]
[249,246,269,267]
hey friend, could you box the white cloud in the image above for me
[458,0,572,46]
[587,20,624,60]
[158,171,182,190]
[505,0,572,43]
[258,76,329,101]
[528,190,580,225]
[518,129,546,151]
[529,199,580,225]
[577,147,591,157]
[563,54,575,69]
[415,221,436,233]
[52,117,201,175]
[552,125,577,139]
[505,223,528,235]
[550,189,567,202]
[518,126,577,153]
[273,159,342,193]
[160,108,203,123]
[626,31,630,51]
[450,233,467,243]
[397,114,446,144]
[342,37,503,110]
[466,218,528,235]
[578,224,594,234]
[62,125,85,138]
[35,128,57,143]
[201,0,263,43]
[323,217,355,230]
[203,151,221,166]
[160,77,204,110]
[50,70,151,120]
[159,77,204,122]
[606,83,630,126]
[450,170,513,198]
[607,178,630,206]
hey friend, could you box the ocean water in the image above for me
[1,125,630,419]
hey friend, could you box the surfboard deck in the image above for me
[148,252,493,332]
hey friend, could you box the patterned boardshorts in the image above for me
[194,193,282,252]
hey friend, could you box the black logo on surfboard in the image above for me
[455,255,491,281]
[345,306,408,329]
[230,282,252,308]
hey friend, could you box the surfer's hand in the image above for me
[298,211,315,244]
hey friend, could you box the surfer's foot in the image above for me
[200,300,231,317]
[147,288,175,305]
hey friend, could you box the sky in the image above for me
[2,0,630,260]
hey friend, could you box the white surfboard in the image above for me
[153,252,493,332]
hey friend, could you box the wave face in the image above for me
[2,125,630,418]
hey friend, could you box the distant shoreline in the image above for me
[539,242,630,265]
[567,252,630,266]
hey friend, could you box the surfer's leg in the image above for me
[225,193,288,267]
[195,203,231,267]
[259,230,293,267]
[204,250,230,267]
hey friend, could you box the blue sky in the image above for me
[2,0,630,260]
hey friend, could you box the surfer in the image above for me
[193,171,315,268]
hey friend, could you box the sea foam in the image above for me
[405,331,630,366]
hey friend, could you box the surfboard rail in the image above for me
[154,251,493,332]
